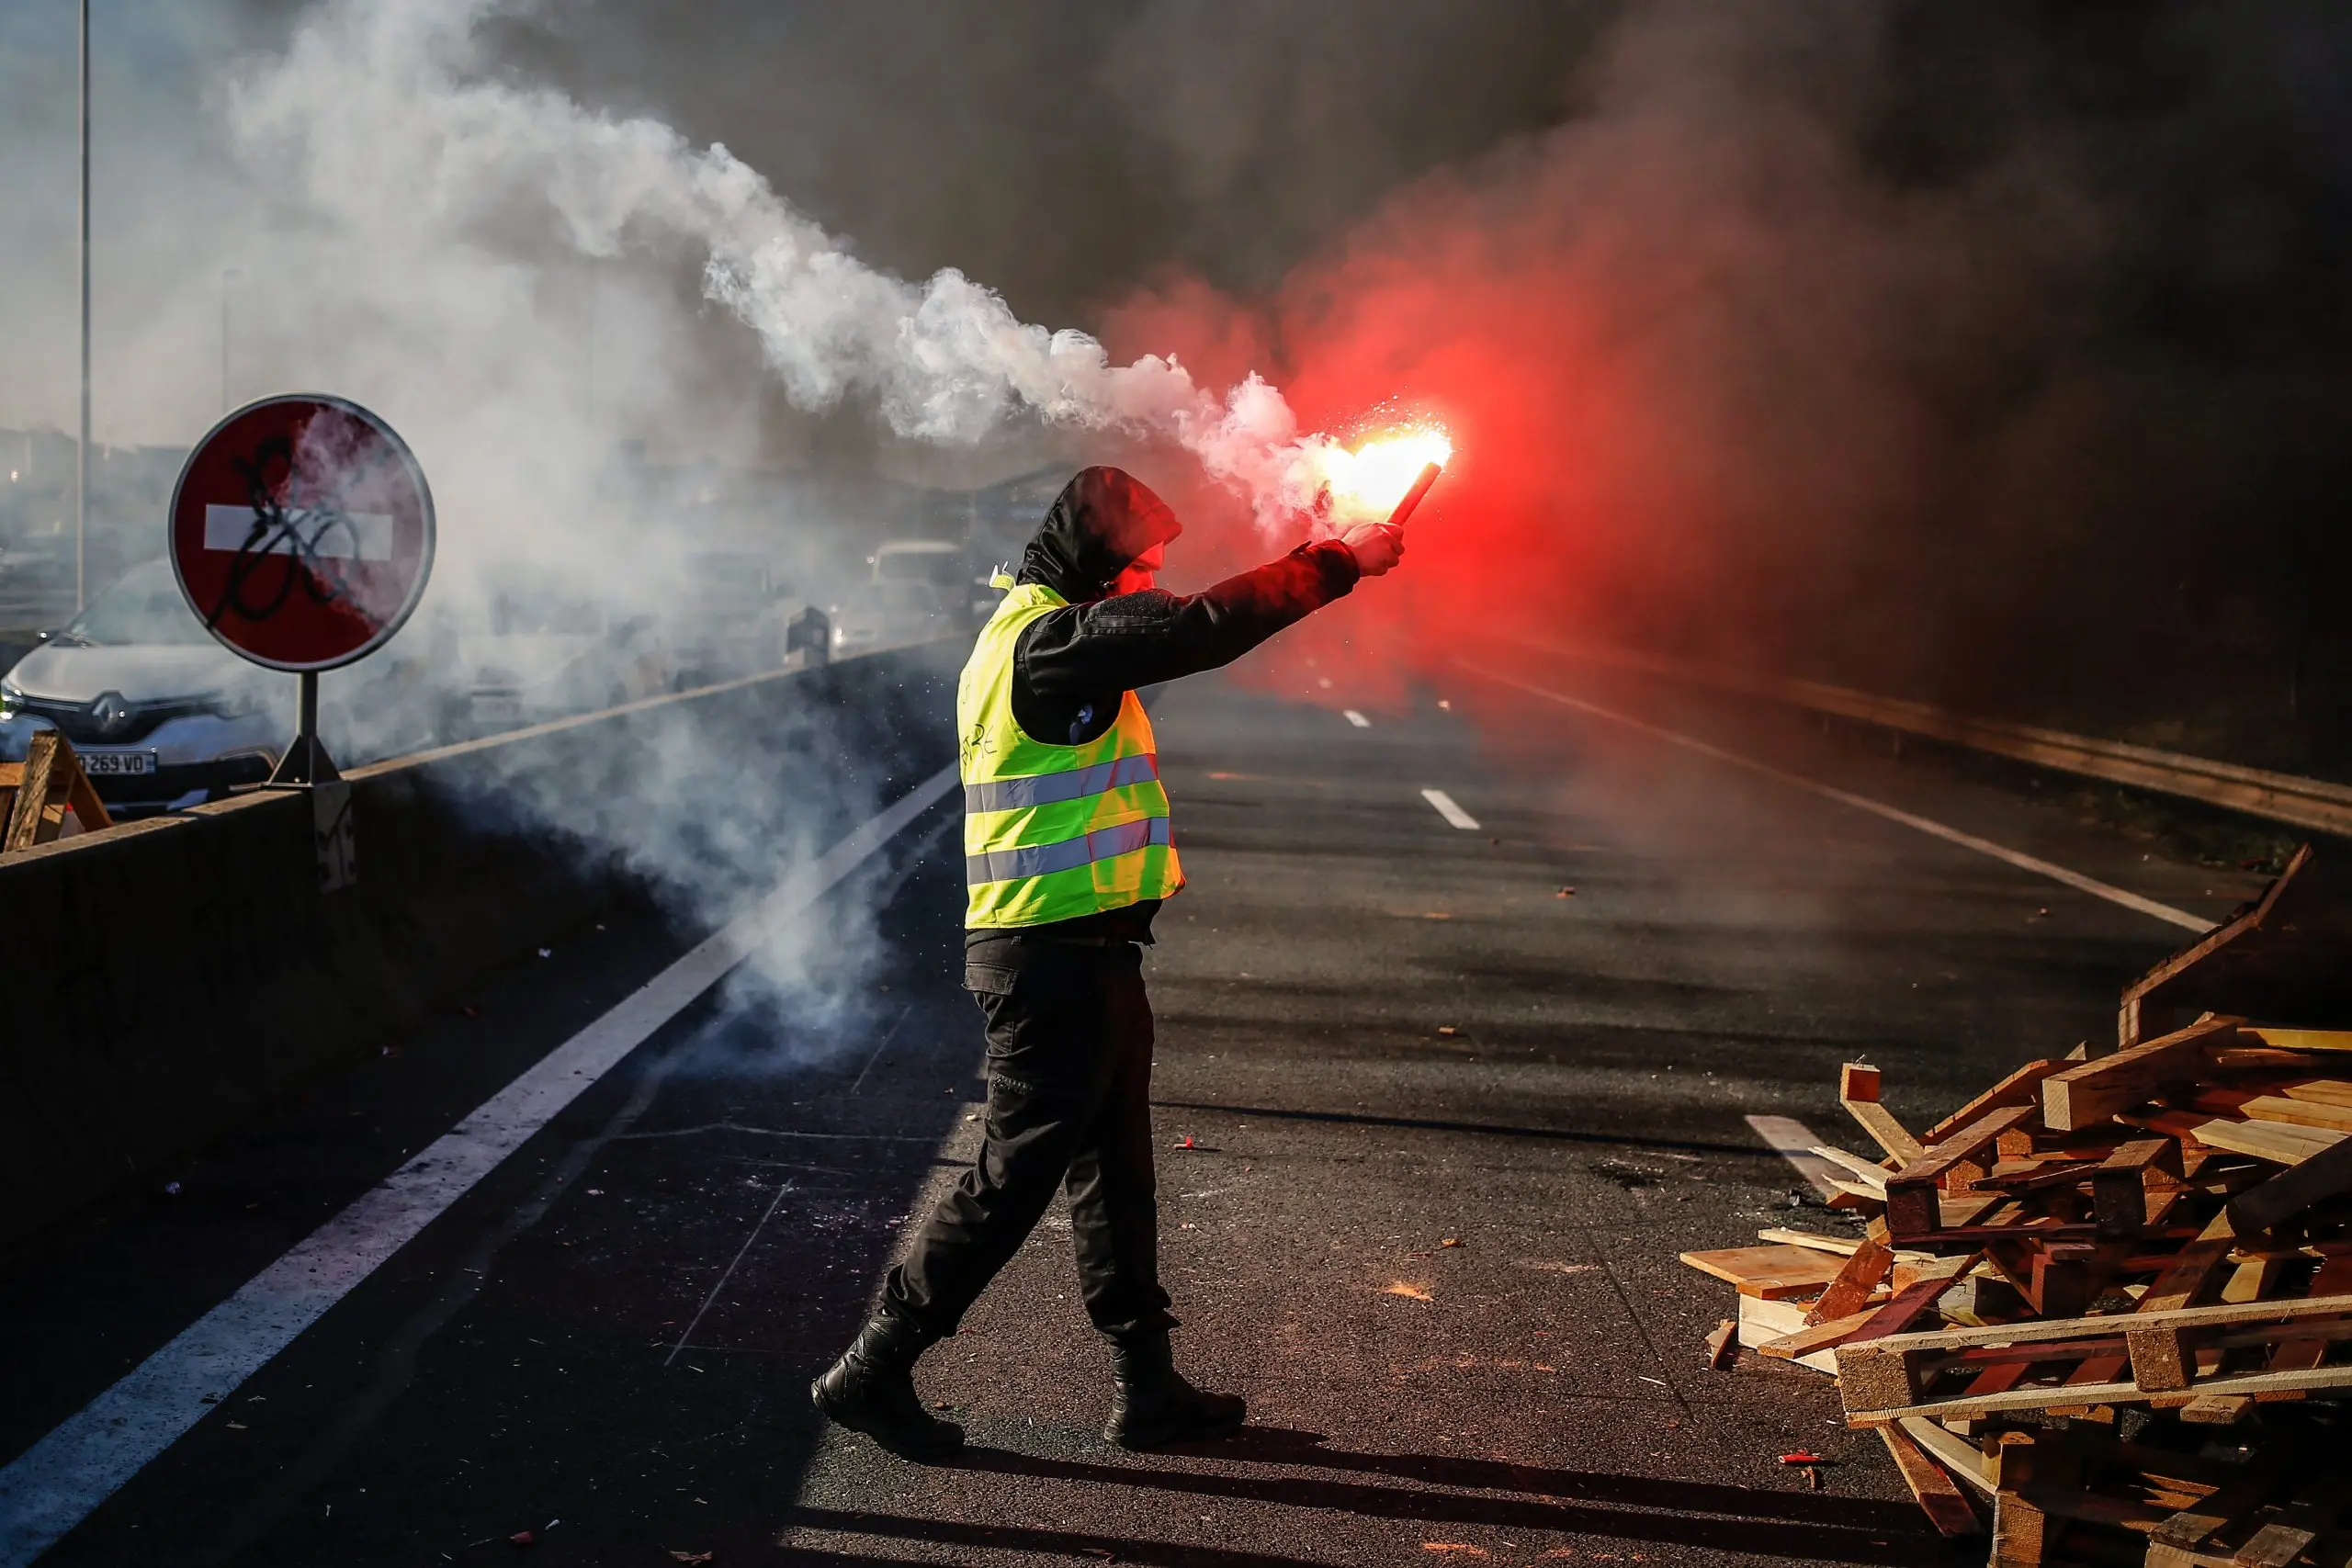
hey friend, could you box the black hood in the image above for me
[1016,467,1184,604]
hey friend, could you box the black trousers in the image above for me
[883,935,1176,1340]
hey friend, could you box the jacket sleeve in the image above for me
[1015,540,1361,698]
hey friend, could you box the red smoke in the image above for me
[1102,12,1954,711]
[1105,170,1645,709]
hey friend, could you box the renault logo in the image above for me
[90,691,134,738]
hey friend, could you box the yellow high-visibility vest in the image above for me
[959,581,1182,928]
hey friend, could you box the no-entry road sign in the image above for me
[169,394,435,672]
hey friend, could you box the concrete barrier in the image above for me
[0,641,960,1254]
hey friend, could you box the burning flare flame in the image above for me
[1311,429,1453,525]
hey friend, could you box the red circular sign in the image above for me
[169,394,435,671]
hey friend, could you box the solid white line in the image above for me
[1460,663,2207,933]
[1421,788,1481,830]
[1743,1115,1847,1201]
[1342,709,1371,728]
[0,762,959,1567]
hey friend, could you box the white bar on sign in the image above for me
[1343,709,1371,728]
[203,504,395,562]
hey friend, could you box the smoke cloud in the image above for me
[5,0,2350,951]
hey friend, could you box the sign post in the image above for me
[168,394,435,788]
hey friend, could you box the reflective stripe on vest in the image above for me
[963,752,1161,815]
[965,814,1172,886]
[958,582,1182,928]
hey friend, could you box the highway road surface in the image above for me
[0,644,2267,1567]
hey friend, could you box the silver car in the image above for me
[0,559,282,814]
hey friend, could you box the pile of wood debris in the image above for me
[1684,846,2352,1566]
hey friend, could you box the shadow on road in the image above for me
[907,1431,1963,1566]
[784,1505,1347,1566]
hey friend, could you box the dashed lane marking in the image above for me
[1743,1115,1847,1201]
[1460,662,2207,932]
[1342,709,1371,728]
[0,762,960,1567]
[1421,788,1481,830]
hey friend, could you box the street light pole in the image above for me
[220,268,240,412]
[76,0,91,612]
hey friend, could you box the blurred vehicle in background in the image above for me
[0,558,282,814]
[873,537,1002,629]
[668,548,794,688]
[828,580,950,657]
[463,581,674,733]
[872,539,964,590]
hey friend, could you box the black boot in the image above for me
[810,1308,964,1460]
[1102,1329,1246,1450]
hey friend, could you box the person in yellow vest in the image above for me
[812,465,1405,1458]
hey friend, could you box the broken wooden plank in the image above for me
[1803,1235,1894,1325]
[1923,1060,2062,1145]
[1883,1103,2038,1236]
[1703,1317,1738,1370]
[1839,1062,1926,1164]
[1876,1421,1980,1538]
[1896,1417,1993,1496]
[2192,1117,2340,1165]
[2227,1131,2352,1235]
[1677,1244,1845,1300]
[2221,1094,2352,1134]
[1807,1144,1892,1193]
[2041,1016,2241,1133]
[1758,1308,1877,1361]
[2240,1026,2352,1055]
[2278,1077,2352,1109]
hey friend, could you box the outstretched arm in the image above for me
[1018,540,1362,697]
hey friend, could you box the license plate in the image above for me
[80,750,154,776]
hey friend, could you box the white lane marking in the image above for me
[1421,788,1481,830]
[1743,1115,1846,1201]
[0,763,959,1567]
[1462,663,2206,932]
[1342,709,1371,728]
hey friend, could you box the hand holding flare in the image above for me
[1327,431,1448,578]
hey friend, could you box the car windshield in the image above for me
[60,561,213,647]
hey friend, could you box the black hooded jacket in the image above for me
[1009,466,1361,749]
[980,466,1360,945]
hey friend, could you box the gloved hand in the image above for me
[1341,521,1406,578]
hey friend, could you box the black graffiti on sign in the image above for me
[207,428,400,630]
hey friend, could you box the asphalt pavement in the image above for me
[0,643,2270,1566]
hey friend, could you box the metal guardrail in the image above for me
[1510,637,2352,840]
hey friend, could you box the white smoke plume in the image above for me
[231,0,1338,530]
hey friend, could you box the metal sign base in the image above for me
[266,670,343,787]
